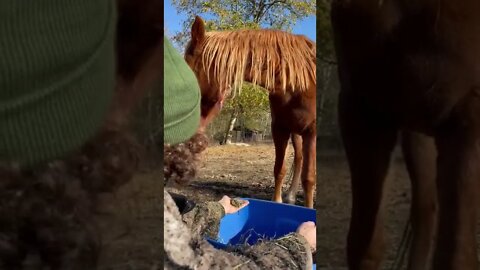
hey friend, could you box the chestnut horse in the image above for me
[184,16,317,208]
[331,0,480,269]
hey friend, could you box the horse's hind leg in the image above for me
[434,134,479,269]
[301,128,316,208]
[432,96,480,269]
[272,125,290,204]
[284,133,303,204]
[401,131,437,270]
[339,93,398,270]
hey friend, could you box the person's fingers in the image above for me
[297,221,315,230]
[228,199,246,213]
[236,199,249,206]
[296,222,316,253]
[219,196,250,214]
[296,222,306,232]
[303,221,316,228]
[218,196,231,207]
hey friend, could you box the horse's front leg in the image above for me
[339,92,398,270]
[401,131,437,270]
[272,125,290,204]
[284,133,303,204]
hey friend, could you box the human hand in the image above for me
[297,221,316,253]
[218,196,249,214]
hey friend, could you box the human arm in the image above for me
[181,198,226,239]
[181,195,249,239]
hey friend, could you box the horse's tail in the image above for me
[285,156,295,185]
[389,216,412,270]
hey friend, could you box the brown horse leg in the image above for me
[433,125,479,269]
[301,129,315,208]
[284,133,303,204]
[401,131,437,270]
[272,125,290,204]
[339,94,398,270]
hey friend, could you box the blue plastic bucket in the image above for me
[206,198,316,269]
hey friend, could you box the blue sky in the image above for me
[164,0,316,41]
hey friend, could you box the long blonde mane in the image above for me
[198,29,316,95]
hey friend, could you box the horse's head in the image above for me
[184,16,226,131]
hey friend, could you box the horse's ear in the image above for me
[191,16,206,44]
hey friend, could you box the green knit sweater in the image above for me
[0,0,116,166]
[163,36,201,145]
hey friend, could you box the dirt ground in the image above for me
[166,142,308,205]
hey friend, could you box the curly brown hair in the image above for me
[0,124,140,269]
[163,133,209,187]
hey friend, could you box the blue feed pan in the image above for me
[206,198,316,270]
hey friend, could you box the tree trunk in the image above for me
[223,110,238,145]
[319,64,332,125]
[319,90,325,124]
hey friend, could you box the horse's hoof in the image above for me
[272,197,283,204]
[283,194,297,205]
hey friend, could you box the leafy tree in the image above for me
[222,83,269,142]
[170,0,315,50]
[317,0,335,64]
[316,1,343,149]
[202,83,270,144]
[223,84,268,123]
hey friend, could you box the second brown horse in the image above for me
[331,0,480,269]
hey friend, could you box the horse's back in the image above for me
[331,0,480,131]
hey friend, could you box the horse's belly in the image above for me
[353,52,477,132]
[269,94,315,134]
